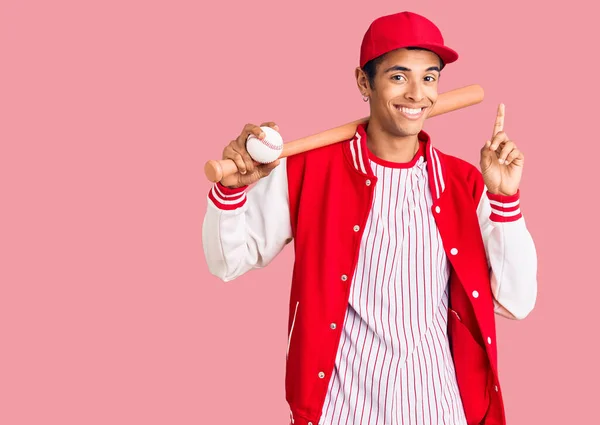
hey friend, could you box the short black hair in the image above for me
[362,47,445,89]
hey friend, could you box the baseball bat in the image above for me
[204,84,484,183]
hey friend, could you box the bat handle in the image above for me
[204,159,239,183]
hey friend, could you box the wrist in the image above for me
[220,183,246,190]
[486,189,518,197]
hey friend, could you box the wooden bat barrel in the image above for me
[204,84,484,183]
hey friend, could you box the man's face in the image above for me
[364,48,441,138]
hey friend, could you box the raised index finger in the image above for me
[492,103,505,139]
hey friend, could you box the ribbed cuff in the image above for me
[208,182,248,210]
[487,190,522,222]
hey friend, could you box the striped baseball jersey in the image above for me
[319,143,466,425]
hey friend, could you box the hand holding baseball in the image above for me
[480,104,524,196]
[219,122,282,188]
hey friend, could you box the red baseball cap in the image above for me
[359,11,458,68]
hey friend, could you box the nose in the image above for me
[404,80,424,103]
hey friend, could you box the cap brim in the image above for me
[410,43,459,65]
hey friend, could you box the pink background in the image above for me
[0,0,597,424]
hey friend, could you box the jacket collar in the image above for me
[344,123,447,200]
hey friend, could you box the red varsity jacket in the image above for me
[203,124,538,425]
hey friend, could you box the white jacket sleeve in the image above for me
[477,187,538,320]
[202,158,293,282]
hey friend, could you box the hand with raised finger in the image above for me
[219,122,282,189]
[480,104,525,196]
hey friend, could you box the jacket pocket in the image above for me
[287,301,299,360]
[448,308,491,425]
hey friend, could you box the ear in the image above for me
[355,67,371,96]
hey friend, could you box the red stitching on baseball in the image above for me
[249,135,282,150]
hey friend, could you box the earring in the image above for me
[362,94,369,102]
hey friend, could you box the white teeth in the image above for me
[400,107,422,115]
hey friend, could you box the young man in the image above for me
[202,11,537,425]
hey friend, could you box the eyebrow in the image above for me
[384,65,441,73]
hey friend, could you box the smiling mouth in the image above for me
[394,105,427,120]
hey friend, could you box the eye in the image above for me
[391,75,406,82]
[424,75,437,82]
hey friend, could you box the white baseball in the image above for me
[246,126,284,164]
